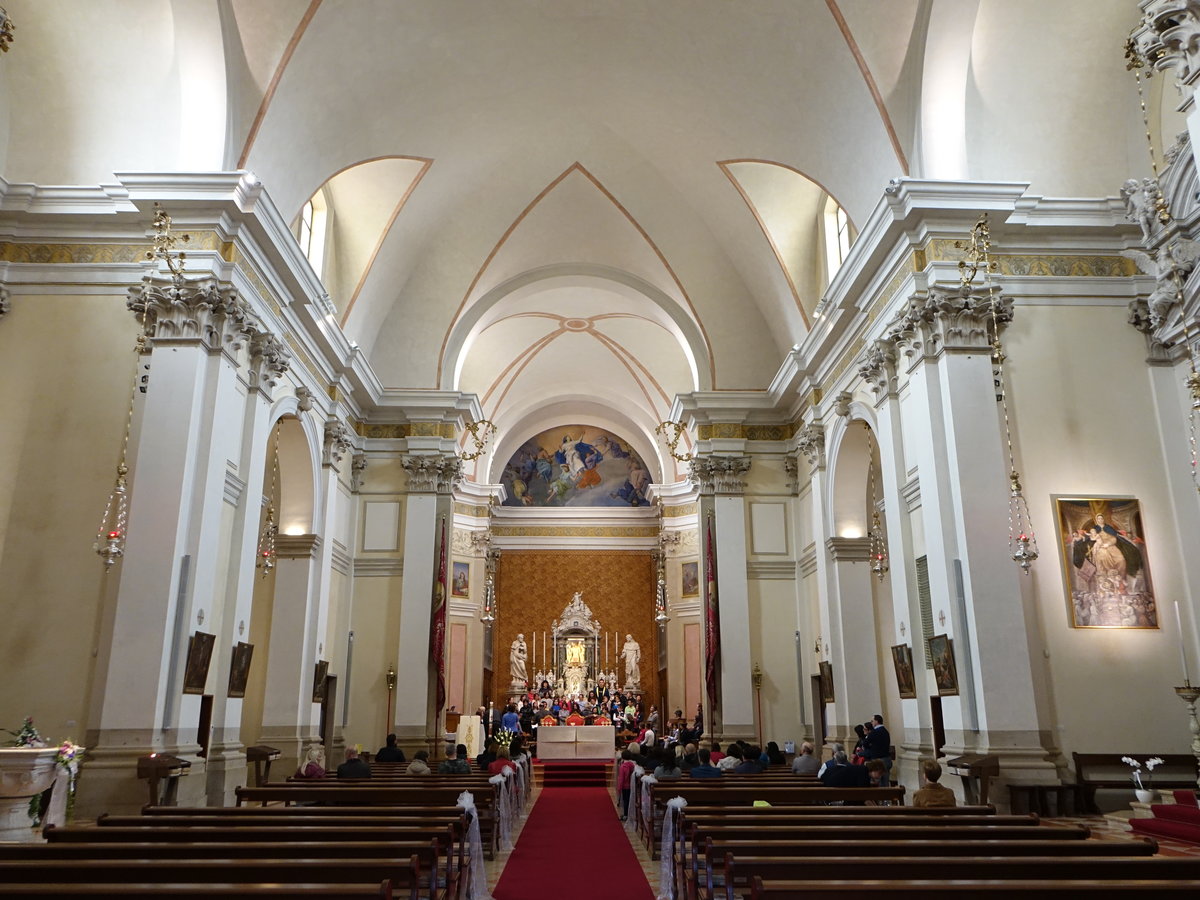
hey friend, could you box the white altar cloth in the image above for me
[535,724,615,760]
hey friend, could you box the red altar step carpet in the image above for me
[493,786,655,900]
[1131,790,1200,846]
[537,760,609,787]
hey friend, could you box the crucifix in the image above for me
[938,610,946,627]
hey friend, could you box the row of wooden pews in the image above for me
[641,777,1200,899]
[0,759,532,899]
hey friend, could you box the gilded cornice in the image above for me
[352,421,457,439]
[744,422,799,441]
[922,239,1136,278]
[454,502,491,518]
[661,503,698,518]
[697,423,744,440]
[491,525,660,538]
[696,422,799,442]
[0,232,225,265]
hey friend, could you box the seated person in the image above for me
[689,747,722,778]
[437,743,472,774]
[733,747,764,774]
[716,743,742,772]
[763,741,786,766]
[791,741,820,776]
[336,747,371,779]
[653,746,683,780]
[295,745,326,779]
[375,733,407,763]
[406,749,431,775]
[477,739,498,772]
[819,749,869,787]
[488,745,517,776]
[912,760,957,808]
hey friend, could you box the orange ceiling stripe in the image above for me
[824,0,910,176]
[237,0,324,169]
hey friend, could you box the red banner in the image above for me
[431,516,448,720]
[704,517,720,713]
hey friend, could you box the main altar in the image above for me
[529,592,627,697]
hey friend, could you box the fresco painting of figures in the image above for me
[500,426,652,507]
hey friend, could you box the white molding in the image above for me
[352,557,404,577]
[330,540,351,575]
[747,559,797,580]
[902,475,921,513]
[223,467,245,507]
[798,542,818,578]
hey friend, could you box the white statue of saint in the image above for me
[620,633,641,687]
[510,633,527,685]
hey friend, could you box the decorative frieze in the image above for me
[323,418,354,468]
[126,274,254,356]
[796,424,826,470]
[689,455,751,495]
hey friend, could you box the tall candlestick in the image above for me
[533,631,537,675]
[1176,600,1192,686]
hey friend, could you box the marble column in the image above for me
[690,455,754,742]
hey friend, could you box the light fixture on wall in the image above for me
[957,215,1039,572]
[458,419,497,462]
[655,420,695,462]
[1125,36,1200,496]
[864,423,889,581]
[256,422,281,577]
[480,572,496,624]
[655,573,670,624]
[93,205,189,570]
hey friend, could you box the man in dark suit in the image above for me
[336,747,372,779]
[861,714,892,785]
[375,733,406,763]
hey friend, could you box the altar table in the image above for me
[535,724,615,760]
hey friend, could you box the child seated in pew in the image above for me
[912,759,957,808]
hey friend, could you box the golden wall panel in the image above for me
[493,550,659,707]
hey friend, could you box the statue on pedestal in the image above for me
[620,633,641,689]
[509,633,527,688]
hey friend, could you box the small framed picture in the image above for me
[312,659,330,703]
[927,634,959,697]
[890,643,917,699]
[182,631,216,695]
[452,561,470,598]
[227,641,255,698]
[681,561,699,597]
[818,660,835,703]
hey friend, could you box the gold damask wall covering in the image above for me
[493,550,659,707]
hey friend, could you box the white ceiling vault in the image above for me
[3,0,1150,482]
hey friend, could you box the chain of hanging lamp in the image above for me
[256,422,281,577]
[94,204,188,570]
[958,216,1040,573]
[1126,37,1200,495]
[864,423,889,581]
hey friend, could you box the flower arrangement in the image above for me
[5,719,86,824]
[5,717,46,748]
[492,729,514,751]
[1121,755,1165,791]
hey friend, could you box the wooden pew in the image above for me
[1072,752,1200,813]
[710,855,1200,900]
[0,858,433,900]
[749,878,1200,898]
[0,884,393,899]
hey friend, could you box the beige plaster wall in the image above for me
[0,292,136,740]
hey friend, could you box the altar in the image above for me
[536,724,616,760]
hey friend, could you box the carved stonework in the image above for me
[127,274,253,356]
[833,390,853,418]
[858,339,897,398]
[1122,177,1168,246]
[350,452,367,492]
[295,385,314,412]
[0,286,8,320]
[783,454,801,495]
[323,418,353,468]
[1133,1,1200,88]
[248,329,291,393]
[402,453,462,494]
[689,455,751,495]
[881,284,1012,361]
[796,423,826,470]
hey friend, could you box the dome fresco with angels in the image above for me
[500,426,651,507]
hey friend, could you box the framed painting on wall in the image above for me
[928,634,959,696]
[1053,496,1157,628]
[890,643,916,699]
[182,631,216,695]
[227,641,254,698]
[681,561,699,597]
[818,660,835,703]
[451,561,470,598]
[312,659,329,703]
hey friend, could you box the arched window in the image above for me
[823,195,851,278]
[295,190,329,278]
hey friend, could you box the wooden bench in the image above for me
[1005,782,1083,816]
[0,884,393,899]
[749,878,1200,898]
[1072,753,1200,812]
[706,855,1200,900]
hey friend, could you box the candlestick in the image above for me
[533,631,537,673]
[1176,600,1191,687]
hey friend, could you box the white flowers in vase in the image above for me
[1121,755,1164,791]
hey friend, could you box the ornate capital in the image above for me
[0,286,8,320]
[1133,1,1200,87]
[323,418,353,468]
[796,423,826,470]
[858,340,897,398]
[402,453,462,493]
[689,455,751,495]
[882,284,1011,360]
[294,385,314,411]
[350,452,368,492]
[248,329,291,393]
[783,454,801,495]
[126,274,253,356]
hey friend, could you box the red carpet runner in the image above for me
[493,786,656,900]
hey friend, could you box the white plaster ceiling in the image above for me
[0,0,1148,476]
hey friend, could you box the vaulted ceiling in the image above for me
[2,0,1155,481]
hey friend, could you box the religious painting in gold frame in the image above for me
[818,660,834,703]
[928,634,958,697]
[227,641,254,698]
[1052,496,1157,629]
[681,560,699,597]
[312,659,329,703]
[890,643,916,699]
[182,631,216,694]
